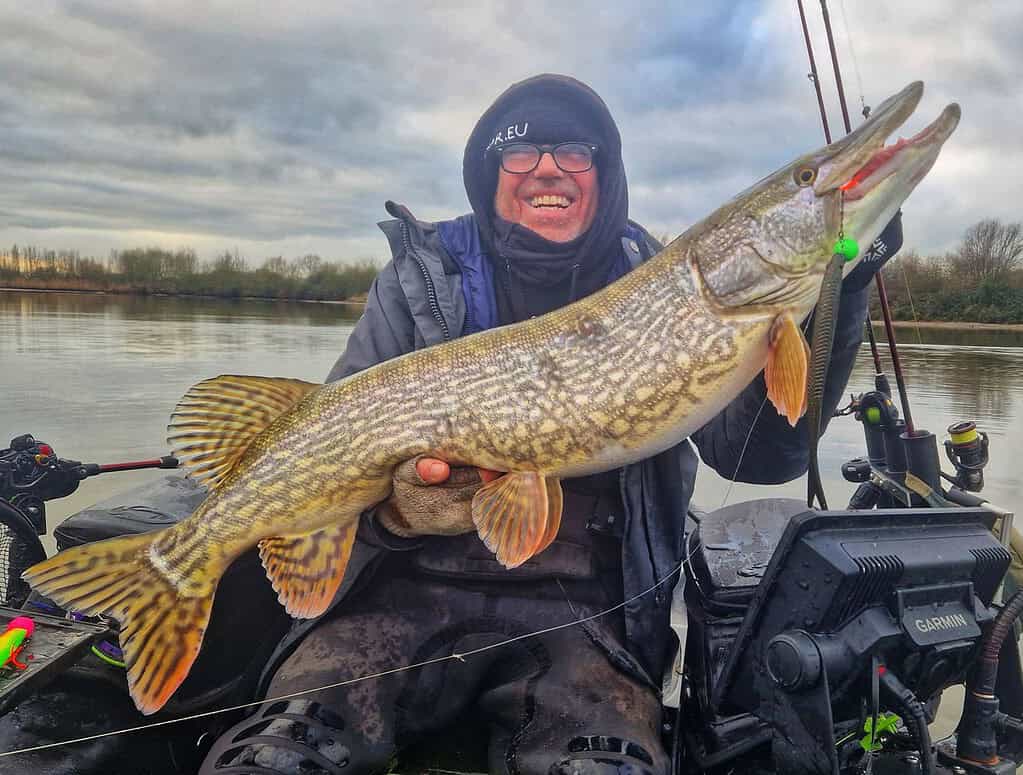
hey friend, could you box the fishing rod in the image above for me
[795,1,864,508]
[816,0,917,433]
[796,0,922,508]
[0,434,179,537]
[813,3,1006,520]
[795,0,831,144]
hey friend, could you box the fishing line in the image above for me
[899,261,925,346]
[837,0,869,119]
[719,304,821,512]
[0,538,710,760]
[719,395,769,510]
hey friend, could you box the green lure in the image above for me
[833,237,859,261]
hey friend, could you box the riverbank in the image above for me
[0,286,367,307]
[871,320,1023,332]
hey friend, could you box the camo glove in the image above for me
[376,456,484,538]
[842,210,903,294]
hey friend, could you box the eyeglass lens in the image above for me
[500,143,593,174]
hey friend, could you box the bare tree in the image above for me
[261,255,289,275]
[295,254,323,277]
[163,248,197,278]
[211,249,245,273]
[948,219,1023,282]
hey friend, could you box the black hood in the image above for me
[463,73,629,322]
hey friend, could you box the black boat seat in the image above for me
[686,498,809,610]
[53,474,204,550]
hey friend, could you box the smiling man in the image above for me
[492,139,599,241]
[197,73,896,775]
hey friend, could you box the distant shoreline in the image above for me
[2,288,1021,327]
[0,286,367,306]
[871,320,1023,332]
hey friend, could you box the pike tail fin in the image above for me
[24,532,214,715]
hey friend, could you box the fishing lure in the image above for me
[0,617,34,670]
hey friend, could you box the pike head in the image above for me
[689,81,960,313]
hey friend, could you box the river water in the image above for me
[2,289,1023,742]
[2,289,1022,541]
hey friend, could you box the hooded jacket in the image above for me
[313,74,869,684]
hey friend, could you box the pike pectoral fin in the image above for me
[765,312,810,427]
[534,477,564,555]
[472,472,552,568]
[259,522,358,619]
[168,375,320,490]
[23,532,214,715]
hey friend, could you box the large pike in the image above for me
[25,82,959,715]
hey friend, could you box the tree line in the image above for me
[0,246,378,302]
[872,218,1023,324]
[3,218,1023,321]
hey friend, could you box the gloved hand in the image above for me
[842,210,904,294]
[375,456,501,538]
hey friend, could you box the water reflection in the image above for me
[0,289,364,326]
[698,331,1023,514]
[879,324,1023,349]
[0,291,360,533]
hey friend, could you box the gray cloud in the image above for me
[1,0,1019,262]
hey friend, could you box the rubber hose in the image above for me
[971,587,1023,697]
[880,669,935,775]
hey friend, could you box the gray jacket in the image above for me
[322,204,868,683]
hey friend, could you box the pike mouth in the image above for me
[838,103,961,201]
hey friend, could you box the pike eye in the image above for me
[795,167,817,186]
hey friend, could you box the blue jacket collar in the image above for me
[437,214,650,335]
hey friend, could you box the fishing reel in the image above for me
[944,421,989,493]
[0,434,179,535]
[840,390,995,512]
[0,434,71,534]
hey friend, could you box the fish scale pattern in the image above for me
[157,242,782,594]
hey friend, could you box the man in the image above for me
[197,73,899,775]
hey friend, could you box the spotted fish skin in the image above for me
[24,81,960,715]
[159,253,782,573]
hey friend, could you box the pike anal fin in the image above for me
[23,532,214,716]
[765,312,810,427]
[258,522,357,619]
[471,472,563,568]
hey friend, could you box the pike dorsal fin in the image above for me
[168,375,320,490]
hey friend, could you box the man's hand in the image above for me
[376,456,502,538]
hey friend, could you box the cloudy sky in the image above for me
[1,1,1019,266]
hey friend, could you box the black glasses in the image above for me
[494,142,597,174]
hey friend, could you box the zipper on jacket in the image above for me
[619,465,667,608]
[500,249,532,321]
[400,220,451,341]
[568,262,581,304]
[462,289,477,333]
